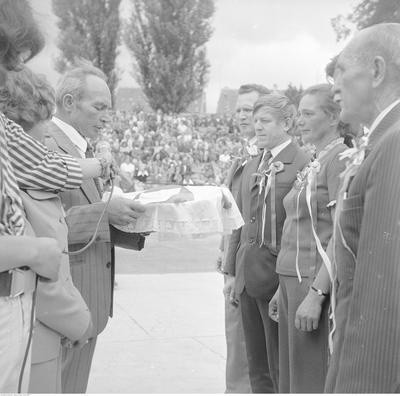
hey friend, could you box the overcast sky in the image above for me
[28,0,354,112]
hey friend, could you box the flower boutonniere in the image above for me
[339,134,368,166]
[252,161,285,195]
[295,159,321,188]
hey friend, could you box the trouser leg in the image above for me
[280,276,329,393]
[61,336,97,393]
[0,293,32,393]
[240,288,275,393]
[224,280,251,393]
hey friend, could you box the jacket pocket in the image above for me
[339,194,363,258]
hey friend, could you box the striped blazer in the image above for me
[325,102,400,393]
[44,121,145,336]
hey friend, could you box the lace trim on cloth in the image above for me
[103,186,244,240]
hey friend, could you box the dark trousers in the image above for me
[240,288,279,393]
[224,285,251,393]
[278,276,329,393]
[61,336,97,393]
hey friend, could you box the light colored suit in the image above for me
[44,121,145,393]
[20,189,91,393]
[325,102,400,392]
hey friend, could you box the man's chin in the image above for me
[340,109,359,126]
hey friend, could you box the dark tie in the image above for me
[85,144,103,195]
[257,150,272,180]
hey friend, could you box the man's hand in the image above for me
[223,274,238,306]
[294,290,324,331]
[268,287,280,323]
[74,318,94,348]
[107,196,146,226]
[30,237,62,282]
[216,251,223,273]
[61,317,94,349]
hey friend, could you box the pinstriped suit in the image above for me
[325,102,400,392]
[44,120,145,393]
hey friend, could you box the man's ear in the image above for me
[372,56,386,88]
[62,94,75,113]
[283,116,293,132]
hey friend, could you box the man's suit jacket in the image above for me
[225,141,309,300]
[325,102,400,393]
[44,121,145,336]
[20,190,91,364]
[220,158,246,267]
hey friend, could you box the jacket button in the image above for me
[106,262,111,268]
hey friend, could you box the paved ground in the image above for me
[87,234,227,394]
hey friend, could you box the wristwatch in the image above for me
[311,285,329,297]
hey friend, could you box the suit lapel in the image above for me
[249,141,297,192]
[367,101,400,153]
[249,153,264,192]
[46,121,100,203]
[272,140,297,165]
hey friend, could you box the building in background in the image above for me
[216,87,238,114]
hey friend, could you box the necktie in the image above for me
[85,144,103,195]
[257,150,272,183]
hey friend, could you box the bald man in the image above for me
[325,23,400,393]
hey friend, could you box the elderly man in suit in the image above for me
[224,94,310,393]
[219,84,270,393]
[44,63,146,393]
[325,23,400,393]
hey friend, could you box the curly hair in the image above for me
[0,66,55,131]
[0,0,44,71]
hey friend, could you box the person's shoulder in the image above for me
[291,141,311,165]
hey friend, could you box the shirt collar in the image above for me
[269,138,292,159]
[52,116,87,158]
[368,98,400,136]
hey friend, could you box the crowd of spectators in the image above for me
[95,109,245,191]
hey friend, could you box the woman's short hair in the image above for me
[0,0,45,71]
[302,83,340,118]
[253,93,297,128]
[0,66,55,131]
[55,60,107,108]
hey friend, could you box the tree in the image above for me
[52,0,121,103]
[124,0,214,113]
[332,0,400,41]
[284,83,303,107]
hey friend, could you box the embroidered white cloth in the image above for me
[103,185,244,239]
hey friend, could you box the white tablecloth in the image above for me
[103,185,244,240]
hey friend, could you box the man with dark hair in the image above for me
[218,83,269,393]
